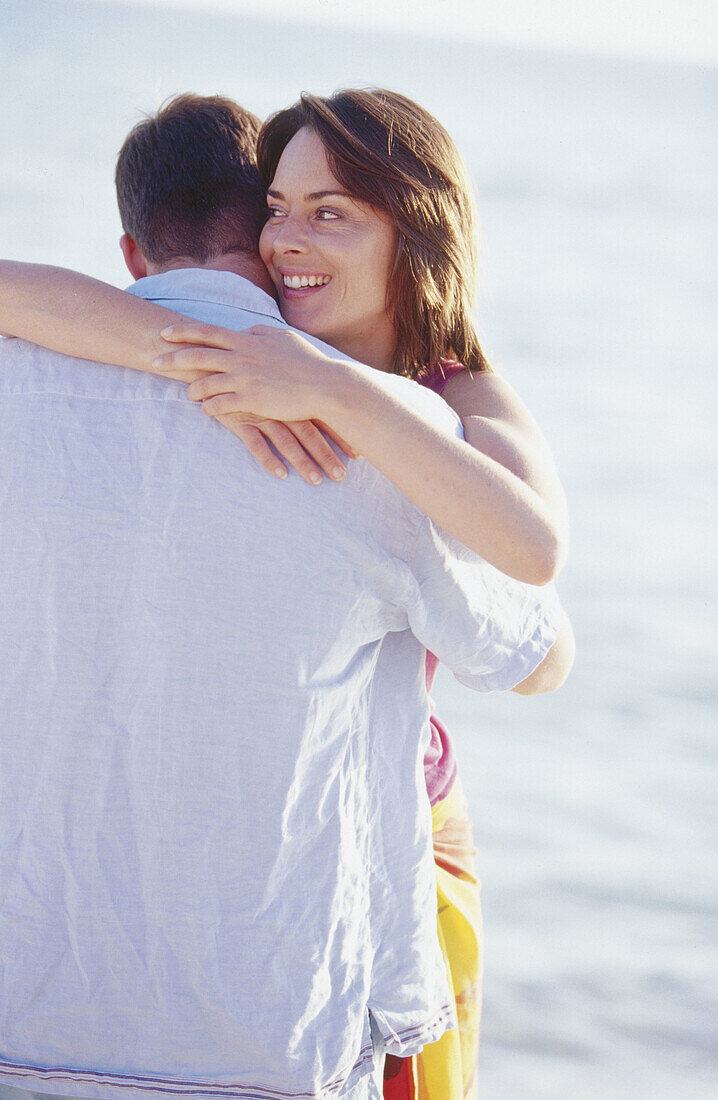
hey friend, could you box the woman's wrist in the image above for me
[320,359,382,439]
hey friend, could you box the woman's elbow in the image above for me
[533,528,569,586]
[540,624,575,693]
[513,617,575,695]
[514,527,568,587]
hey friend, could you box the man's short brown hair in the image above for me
[116,94,265,266]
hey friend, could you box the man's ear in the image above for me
[120,234,149,281]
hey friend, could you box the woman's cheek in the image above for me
[258,227,275,270]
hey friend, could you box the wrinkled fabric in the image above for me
[382,777,482,1100]
[0,271,561,1100]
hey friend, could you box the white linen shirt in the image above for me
[0,270,560,1100]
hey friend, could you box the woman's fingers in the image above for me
[260,421,343,485]
[245,324,282,335]
[212,412,349,485]
[284,421,347,480]
[153,348,235,376]
[186,370,241,402]
[312,420,362,459]
[204,403,346,481]
[160,321,242,350]
[201,392,249,417]
[215,416,289,480]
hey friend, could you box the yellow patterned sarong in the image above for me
[383,776,482,1100]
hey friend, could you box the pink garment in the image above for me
[417,360,467,805]
[417,358,467,395]
[423,650,458,806]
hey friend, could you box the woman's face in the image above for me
[259,127,397,371]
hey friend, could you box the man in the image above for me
[0,95,572,1100]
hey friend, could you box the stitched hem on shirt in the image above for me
[0,1040,375,1100]
[366,1000,457,1057]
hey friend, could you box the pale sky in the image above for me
[104,0,718,66]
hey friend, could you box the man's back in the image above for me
[0,270,560,1100]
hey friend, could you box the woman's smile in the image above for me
[259,127,396,371]
[280,269,332,296]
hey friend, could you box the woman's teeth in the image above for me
[282,274,331,289]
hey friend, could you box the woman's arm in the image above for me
[0,262,358,481]
[156,323,568,585]
[327,363,568,584]
[0,262,189,374]
[0,263,567,582]
[440,369,569,582]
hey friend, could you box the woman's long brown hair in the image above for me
[257,88,492,380]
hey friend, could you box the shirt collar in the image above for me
[126,268,284,323]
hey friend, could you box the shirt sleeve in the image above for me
[402,513,563,692]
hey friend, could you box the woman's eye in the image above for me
[266,206,286,219]
[316,208,340,221]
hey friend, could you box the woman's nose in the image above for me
[271,215,309,255]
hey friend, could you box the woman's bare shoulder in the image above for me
[441,367,538,430]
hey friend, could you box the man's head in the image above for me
[116,93,272,290]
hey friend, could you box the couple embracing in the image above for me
[0,89,573,1100]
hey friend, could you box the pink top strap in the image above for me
[416,359,467,395]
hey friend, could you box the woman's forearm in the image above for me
[0,262,188,373]
[324,362,562,585]
[152,321,568,582]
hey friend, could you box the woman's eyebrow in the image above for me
[306,190,351,200]
[266,189,351,201]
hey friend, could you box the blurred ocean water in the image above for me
[2,1,717,1095]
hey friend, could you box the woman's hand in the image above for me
[155,322,341,421]
[212,411,358,484]
[154,321,361,484]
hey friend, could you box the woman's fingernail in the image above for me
[309,472,322,485]
[152,357,163,368]
[160,327,174,336]
[275,468,287,479]
[332,467,345,480]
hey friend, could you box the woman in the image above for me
[0,89,568,1098]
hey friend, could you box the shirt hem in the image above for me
[0,1039,375,1100]
[365,1000,457,1057]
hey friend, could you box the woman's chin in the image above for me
[277,295,353,353]
[283,307,335,344]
